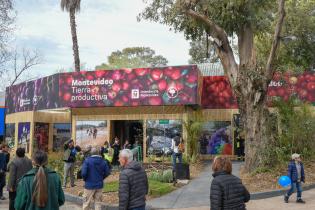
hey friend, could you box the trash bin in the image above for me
[175,163,190,180]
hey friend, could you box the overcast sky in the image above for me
[13,0,190,77]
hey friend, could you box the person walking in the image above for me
[171,134,183,169]
[112,137,120,166]
[284,153,305,203]
[63,139,78,188]
[119,149,148,210]
[7,148,33,210]
[0,144,10,200]
[81,147,110,210]
[210,156,250,210]
[14,150,65,210]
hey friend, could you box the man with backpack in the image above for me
[171,133,184,169]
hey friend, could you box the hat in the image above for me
[292,153,300,159]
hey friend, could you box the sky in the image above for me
[13,0,191,77]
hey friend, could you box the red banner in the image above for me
[59,65,200,108]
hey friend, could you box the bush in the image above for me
[149,169,173,183]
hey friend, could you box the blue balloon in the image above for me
[278,176,291,187]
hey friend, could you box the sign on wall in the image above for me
[5,123,15,148]
[75,120,108,148]
[5,75,59,114]
[18,122,30,153]
[60,65,199,108]
[34,123,49,152]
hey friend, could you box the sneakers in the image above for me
[284,195,289,203]
[296,199,306,204]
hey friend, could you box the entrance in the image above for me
[111,120,143,147]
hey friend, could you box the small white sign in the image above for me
[131,89,140,99]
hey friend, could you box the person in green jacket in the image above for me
[14,150,65,210]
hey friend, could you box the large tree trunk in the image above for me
[69,8,80,72]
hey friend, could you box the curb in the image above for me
[250,183,315,200]
[64,193,119,210]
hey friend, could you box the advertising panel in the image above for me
[18,122,30,153]
[199,121,232,155]
[5,74,60,114]
[75,120,108,148]
[53,123,71,152]
[146,120,182,156]
[59,65,199,108]
[34,123,49,152]
[0,108,4,136]
[5,123,15,148]
[267,71,315,105]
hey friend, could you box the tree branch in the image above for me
[10,49,41,86]
[266,0,286,78]
[185,8,238,86]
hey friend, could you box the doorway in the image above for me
[111,120,143,147]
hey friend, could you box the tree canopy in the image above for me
[96,47,168,69]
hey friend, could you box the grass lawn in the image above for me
[103,179,175,197]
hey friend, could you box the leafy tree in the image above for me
[188,33,218,64]
[96,47,168,69]
[256,0,315,71]
[139,0,286,172]
[60,0,81,72]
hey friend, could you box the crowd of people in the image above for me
[0,139,306,210]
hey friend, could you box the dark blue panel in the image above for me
[0,108,5,135]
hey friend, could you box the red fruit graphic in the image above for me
[170,69,181,80]
[87,75,94,81]
[307,82,315,91]
[164,67,174,77]
[108,91,117,99]
[175,81,184,91]
[114,100,124,106]
[121,95,129,103]
[63,93,71,102]
[127,73,136,80]
[149,96,162,105]
[135,68,148,76]
[277,88,286,97]
[186,73,197,83]
[112,70,122,80]
[122,82,129,90]
[151,69,163,81]
[273,72,282,81]
[298,89,308,99]
[66,77,73,85]
[268,89,277,97]
[95,70,106,78]
[123,68,133,74]
[158,80,167,91]
[112,83,121,92]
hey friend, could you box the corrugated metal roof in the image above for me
[197,63,225,76]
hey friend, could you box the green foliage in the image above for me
[139,0,275,40]
[96,47,168,69]
[149,169,173,183]
[102,179,175,197]
[183,110,204,163]
[104,181,119,192]
[264,99,315,167]
[148,180,175,197]
[256,0,315,70]
[47,152,65,179]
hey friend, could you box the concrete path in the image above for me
[165,188,315,210]
[147,162,241,209]
[0,200,81,210]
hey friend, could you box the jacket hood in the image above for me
[212,170,229,178]
[125,161,142,171]
[87,155,104,164]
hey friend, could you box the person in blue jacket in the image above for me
[284,153,305,204]
[81,146,110,210]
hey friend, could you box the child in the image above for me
[284,153,305,203]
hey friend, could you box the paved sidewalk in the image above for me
[166,188,315,210]
[0,200,81,210]
[147,162,241,209]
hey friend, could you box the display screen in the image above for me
[18,122,31,153]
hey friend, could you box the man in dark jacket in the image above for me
[81,147,110,210]
[7,147,33,210]
[284,153,305,203]
[63,139,78,188]
[119,149,148,210]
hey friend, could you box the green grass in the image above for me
[103,179,175,197]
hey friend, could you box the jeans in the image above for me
[9,191,16,210]
[129,206,146,210]
[286,181,302,199]
[172,153,182,169]
[63,162,75,187]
